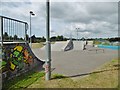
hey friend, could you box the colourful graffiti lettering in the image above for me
[14,46,23,52]
[0,61,7,69]
[10,61,16,70]
[2,44,33,72]
[23,49,33,64]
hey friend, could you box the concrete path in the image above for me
[32,47,118,77]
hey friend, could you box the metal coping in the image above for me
[0,15,28,24]
[0,42,26,44]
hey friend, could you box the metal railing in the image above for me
[0,16,28,45]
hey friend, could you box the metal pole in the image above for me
[77,29,78,41]
[30,13,32,47]
[45,0,51,80]
[0,16,3,90]
[25,23,28,44]
[0,17,3,48]
[76,28,78,41]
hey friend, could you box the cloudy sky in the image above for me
[0,0,119,39]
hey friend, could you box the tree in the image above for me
[40,36,46,42]
[56,35,64,41]
[3,32,9,40]
[81,37,85,41]
[31,35,36,43]
[50,36,56,41]
[13,35,18,40]
[19,38,24,41]
[26,34,29,41]
[9,36,13,40]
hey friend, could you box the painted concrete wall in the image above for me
[1,43,44,80]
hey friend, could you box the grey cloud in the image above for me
[50,2,118,24]
[1,1,118,38]
[86,2,118,15]
[75,29,102,34]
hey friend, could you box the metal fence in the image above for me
[0,16,28,45]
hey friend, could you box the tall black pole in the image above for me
[30,13,32,47]
[45,0,51,80]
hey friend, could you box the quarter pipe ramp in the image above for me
[1,42,44,80]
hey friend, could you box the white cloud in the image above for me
[0,1,118,38]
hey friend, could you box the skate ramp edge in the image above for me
[73,41,85,50]
[62,40,74,51]
[1,43,45,81]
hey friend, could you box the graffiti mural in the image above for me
[8,45,33,71]
[0,43,44,80]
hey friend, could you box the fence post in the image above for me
[25,23,28,44]
[0,16,3,48]
[0,16,3,90]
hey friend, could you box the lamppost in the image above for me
[30,11,35,47]
[76,27,80,41]
[45,0,51,81]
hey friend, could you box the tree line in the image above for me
[3,32,120,43]
[2,32,69,42]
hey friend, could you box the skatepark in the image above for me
[32,41,118,77]
[0,16,118,82]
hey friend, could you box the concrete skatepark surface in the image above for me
[1,41,117,78]
[32,46,118,77]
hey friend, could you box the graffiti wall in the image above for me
[1,43,44,80]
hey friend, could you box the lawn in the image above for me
[2,59,119,89]
[31,42,45,49]
[31,42,55,49]
[28,59,119,88]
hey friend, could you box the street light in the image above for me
[45,0,51,81]
[76,27,80,41]
[30,11,35,47]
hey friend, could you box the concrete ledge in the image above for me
[88,48,104,53]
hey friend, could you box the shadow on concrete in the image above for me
[68,68,118,78]
[51,66,119,80]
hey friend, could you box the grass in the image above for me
[28,59,119,88]
[31,42,55,49]
[31,42,45,49]
[3,59,119,89]
[3,71,45,90]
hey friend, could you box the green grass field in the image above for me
[31,42,55,49]
[31,42,45,49]
[3,59,119,89]
[28,59,119,88]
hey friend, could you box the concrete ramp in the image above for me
[1,42,44,80]
[87,41,93,45]
[41,40,73,51]
[73,41,85,50]
[51,41,66,51]
[63,40,73,51]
